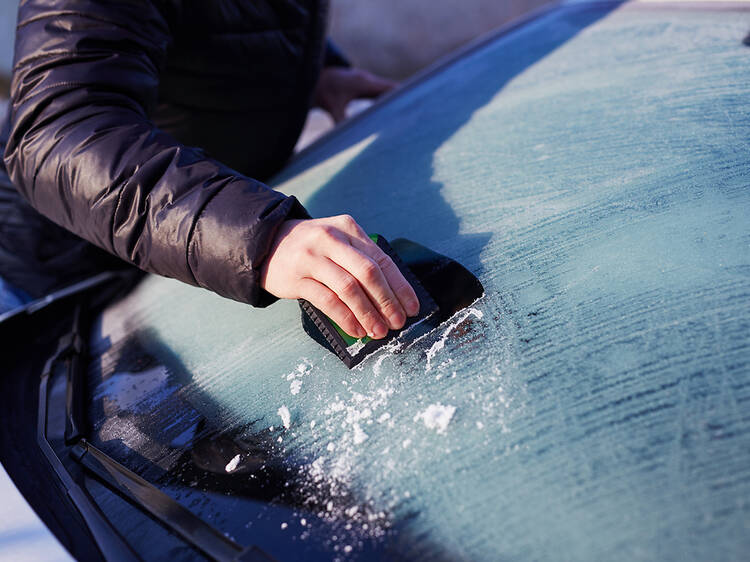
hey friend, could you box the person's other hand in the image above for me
[314,67,397,123]
[260,216,420,339]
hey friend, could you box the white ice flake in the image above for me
[278,405,291,429]
[224,454,241,473]
[290,379,303,395]
[415,404,456,434]
[352,423,368,445]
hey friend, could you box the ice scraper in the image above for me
[299,235,483,368]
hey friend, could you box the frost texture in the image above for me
[90,9,750,561]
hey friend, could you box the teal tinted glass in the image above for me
[88,4,750,560]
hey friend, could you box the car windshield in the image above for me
[86,3,750,560]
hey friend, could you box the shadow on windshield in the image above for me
[88,5,623,560]
[282,3,623,280]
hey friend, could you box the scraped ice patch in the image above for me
[294,360,312,375]
[368,339,403,373]
[377,412,391,424]
[225,454,241,473]
[290,379,303,395]
[285,360,311,393]
[278,405,291,429]
[291,382,399,544]
[425,307,484,371]
[415,404,456,433]
[346,339,367,355]
[352,423,369,444]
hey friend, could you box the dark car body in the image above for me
[2,1,750,560]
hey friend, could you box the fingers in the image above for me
[355,71,398,99]
[298,278,367,340]
[333,216,420,320]
[362,243,420,318]
[328,102,347,124]
[312,257,390,339]
[324,245,406,335]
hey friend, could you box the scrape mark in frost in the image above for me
[425,307,484,371]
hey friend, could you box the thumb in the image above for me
[329,101,347,123]
[354,71,398,99]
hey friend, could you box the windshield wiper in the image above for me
[38,305,139,562]
[39,303,276,562]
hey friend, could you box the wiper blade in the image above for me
[72,440,260,561]
[38,304,139,562]
[39,302,277,562]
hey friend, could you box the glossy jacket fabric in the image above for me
[0,0,334,304]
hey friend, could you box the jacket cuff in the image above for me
[187,179,310,306]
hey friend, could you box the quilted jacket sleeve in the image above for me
[3,0,309,306]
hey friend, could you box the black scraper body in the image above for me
[299,235,439,368]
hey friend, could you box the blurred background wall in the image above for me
[0,0,548,139]
[328,0,548,80]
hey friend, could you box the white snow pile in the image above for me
[278,405,291,429]
[225,454,241,473]
[285,360,311,395]
[414,403,456,434]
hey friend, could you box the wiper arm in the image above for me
[38,304,139,562]
[71,440,267,561]
[40,302,277,561]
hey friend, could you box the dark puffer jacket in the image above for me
[0,0,342,304]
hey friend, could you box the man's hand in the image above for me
[314,67,397,123]
[260,216,420,339]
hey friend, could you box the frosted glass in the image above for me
[88,5,750,560]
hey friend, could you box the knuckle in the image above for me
[339,275,360,297]
[379,296,399,313]
[319,291,339,311]
[375,253,395,270]
[360,259,380,283]
[303,246,316,259]
[360,307,381,326]
[338,214,358,232]
[316,224,337,242]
